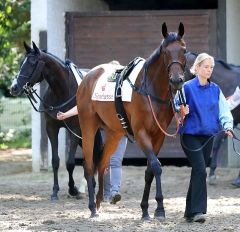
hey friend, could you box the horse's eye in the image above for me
[29,58,37,66]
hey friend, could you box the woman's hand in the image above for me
[225,129,233,138]
[182,105,189,115]
[57,111,66,120]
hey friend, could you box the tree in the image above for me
[0,0,30,97]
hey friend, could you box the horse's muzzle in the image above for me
[169,74,184,90]
[10,79,22,96]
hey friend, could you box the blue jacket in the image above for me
[175,76,233,135]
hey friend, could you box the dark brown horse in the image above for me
[10,42,103,201]
[76,22,186,219]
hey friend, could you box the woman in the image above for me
[175,53,233,223]
[57,106,127,204]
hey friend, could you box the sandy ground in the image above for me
[0,149,240,232]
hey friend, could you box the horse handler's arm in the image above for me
[57,106,78,120]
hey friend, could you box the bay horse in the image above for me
[76,22,186,218]
[10,42,103,200]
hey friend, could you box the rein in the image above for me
[23,83,76,113]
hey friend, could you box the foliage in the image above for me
[0,97,31,149]
[0,0,30,97]
[0,129,31,149]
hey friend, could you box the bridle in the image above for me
[17,53,78,113]
[23,82,77,113]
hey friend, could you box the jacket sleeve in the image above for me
[219,90,233,130]
[227,86,240,110]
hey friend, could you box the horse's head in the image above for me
[161,22,186,91]
[10,41,45,96]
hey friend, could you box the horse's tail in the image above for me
[93,129,104,173]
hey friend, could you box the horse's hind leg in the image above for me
[81,123,99,218]
[66,134,81,198]
[140,163,154,220]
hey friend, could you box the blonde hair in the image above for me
[190,53,215,75]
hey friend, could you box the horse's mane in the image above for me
[146,32,185,66]
[41,50,68,67]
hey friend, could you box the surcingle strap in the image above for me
[114,57,144,142]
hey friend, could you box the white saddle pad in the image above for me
[92,59,145,102]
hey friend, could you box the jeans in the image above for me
[103,136,127,198]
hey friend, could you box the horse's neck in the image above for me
[146,58,170,99]
[44,62,76,100]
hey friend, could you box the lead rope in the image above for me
[62,119,82,140]
[147,94,180,137]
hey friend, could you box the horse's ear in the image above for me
[178,22,184,38]
[23,41,31,54]
[162,22,168,38]
[32,41,40,54]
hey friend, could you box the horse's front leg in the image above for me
[138,131,165,220]
[46,124,60,201]
[151,158,165,220]
[140,163,154,220]
[66,133,81,198]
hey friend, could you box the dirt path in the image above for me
[0,149,240,231]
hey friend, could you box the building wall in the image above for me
[31,0,48,172]
[31,0,240,171]
[47,0,108,58]
[226,0,240,167]
[31,0,108,172]
[226,0,240,63]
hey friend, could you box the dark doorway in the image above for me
[103,0,218,10]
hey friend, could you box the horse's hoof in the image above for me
[141,214,151,221]
[89,212,99,218]
[231,177,240,187]
[154,211,165,221]
[154,215,166,221]
[76,192,86,200]
[50,195,59,201]
[68,186,79,197]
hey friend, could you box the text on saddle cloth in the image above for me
[91,58,145,102]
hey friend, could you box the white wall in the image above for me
[226,0,240,167]
[31,0,47,172]
[47,0,108,58]
[226,0,240,64]
[31,0,108,172]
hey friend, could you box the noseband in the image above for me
[167,60,185,73]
